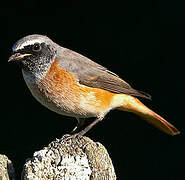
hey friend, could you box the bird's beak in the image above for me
[8,53,32,62]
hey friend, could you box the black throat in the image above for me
[19,43,56,74]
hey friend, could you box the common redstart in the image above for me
[8,34,179,136]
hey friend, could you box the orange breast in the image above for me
[37,60,115,117]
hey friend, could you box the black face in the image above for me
[9,42,56,74]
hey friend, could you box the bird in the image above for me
[8,34,180,136]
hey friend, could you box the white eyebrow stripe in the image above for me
[14,39,44,51]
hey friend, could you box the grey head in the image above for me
[8,34,59,82]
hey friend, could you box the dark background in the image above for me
[0,1,185,179]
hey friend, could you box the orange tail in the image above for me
[118,95,180,135]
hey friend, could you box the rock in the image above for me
[22,135,116,180]
[0,154,15,180]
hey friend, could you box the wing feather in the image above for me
[56,48,151,99]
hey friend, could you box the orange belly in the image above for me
[24,60,116,118]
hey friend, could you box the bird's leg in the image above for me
[76,116,104,136]
[71,118,86,134]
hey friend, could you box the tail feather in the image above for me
[136,108,180,135]
[118,95,180,135]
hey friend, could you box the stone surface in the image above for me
[0,154,15,180]
[22,135,116,180]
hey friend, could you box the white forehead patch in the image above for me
[13,39,44,52]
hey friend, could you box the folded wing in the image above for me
[57,48,151,99]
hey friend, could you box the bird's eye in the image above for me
[32,43,41,52]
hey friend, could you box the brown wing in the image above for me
[57,48,151,99]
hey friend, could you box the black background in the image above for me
[0,1,185,179]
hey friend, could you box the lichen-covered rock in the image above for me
[22,135,116,180]
[0,154,15,180]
